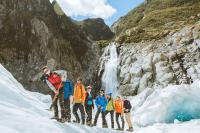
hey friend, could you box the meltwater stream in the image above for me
[101,43,119,97]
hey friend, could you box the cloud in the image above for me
[51,0,116,19]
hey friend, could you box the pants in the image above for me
[73,103,85,124]
[93,110,107,127]
[50,88,65,118]
[85,106,93,125]
[116,113,124,129]
[105,110,114,128]
[125,112,133,129]
[64,98,71,121]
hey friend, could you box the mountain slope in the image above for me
[0,0,113,93]
[77,18,114,41]
[112,0,200,43]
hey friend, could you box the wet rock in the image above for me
[130,63,142,77]
[153,53,167,64]
[142,53,153,72]
[119,84,138,96]
[138,72,153,93]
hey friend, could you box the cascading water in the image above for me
[101,43,119,96]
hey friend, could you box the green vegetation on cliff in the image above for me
[112,0,200,44]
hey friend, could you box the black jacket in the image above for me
[123,100,132,113]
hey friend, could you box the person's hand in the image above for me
[70,96,74,104]
[40,75,48,83]
[81,101,84,105]
[125,109,129,112]
[98,105,101,109]
[54,90,59,95]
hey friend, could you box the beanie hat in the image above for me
[87,86,92,89]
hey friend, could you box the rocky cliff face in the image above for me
[112,21,200,96]
[0,0,112,93]
[77,18,114,41]
[96,0,200,96]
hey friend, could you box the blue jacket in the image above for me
[95,95,108,112]
[63,80,73,99]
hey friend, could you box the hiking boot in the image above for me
[60,118,67,123]
[50,116,59,120]
[89,123,93,127]
[92,122,97,127]
[73,120,80,123]
[127,127,134,132]
[102,124,108,128]
[86,121,92,126]
[65,118,71,123]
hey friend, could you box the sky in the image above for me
[51,0,144,26]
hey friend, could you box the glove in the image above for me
[40,75,48,83]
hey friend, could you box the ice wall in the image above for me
[134,81,200,126]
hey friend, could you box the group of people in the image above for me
[40,66,133,132]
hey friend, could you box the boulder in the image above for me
[119,65,130,78]
[130,63,142,77]
[142,53,153,72]
[167,51,177,61]
[155,62,174,85]
[153,53,167,64]
[119,84,138,96]
[125,56,132,65]
[122,73,131,84]
[130,77,140,86]
[192,22,200,39]
[195,39,200,48]
[138,72,153,93]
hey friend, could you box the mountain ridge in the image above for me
[111,0,200,44]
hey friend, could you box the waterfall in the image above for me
[101,43,119,97]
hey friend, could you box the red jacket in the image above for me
[48,73,62,90]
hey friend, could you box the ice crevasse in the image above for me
[133,81,200,126]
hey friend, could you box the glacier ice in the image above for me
[1,63,200,133]
[133,81,200,126]
[0,64,119,133]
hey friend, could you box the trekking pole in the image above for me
[50,82,63,110]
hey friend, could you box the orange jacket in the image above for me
[73,83,86,103]
[114,99,124,113]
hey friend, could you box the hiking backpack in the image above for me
[53,70,67,82]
